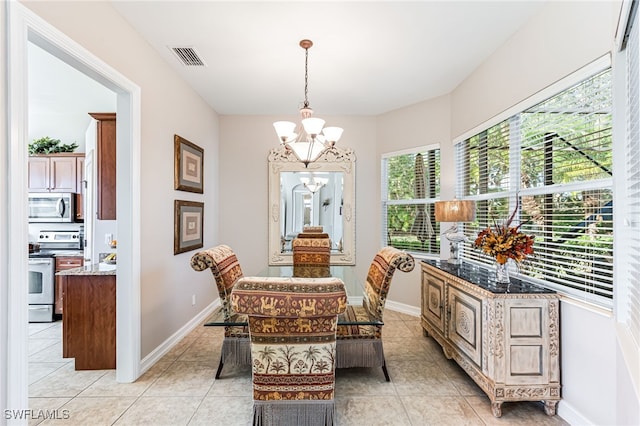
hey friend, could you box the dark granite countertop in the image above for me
[421,259,555,295]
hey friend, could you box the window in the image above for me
[457,69,613,306]
[382,147,441,256]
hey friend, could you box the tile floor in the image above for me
[27,310,569,425]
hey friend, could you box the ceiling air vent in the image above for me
[170,46,206,67]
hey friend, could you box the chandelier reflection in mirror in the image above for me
[273,39,344,167]
[300,174,329,193]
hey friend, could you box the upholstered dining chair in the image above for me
[190,245,249,379]
[336,246,415,381]
[292,232,332,278]
[231,276,347,426]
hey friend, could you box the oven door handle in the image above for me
[28,306,51,311]
[28,260,52,265]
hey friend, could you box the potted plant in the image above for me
[28,136,78,155]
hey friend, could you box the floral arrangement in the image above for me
[472,199,534,265]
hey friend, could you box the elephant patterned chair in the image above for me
[336,246,415,381]
[190,245,249,378]
[231,276,347,426]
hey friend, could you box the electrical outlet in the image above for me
[192,295,196,306]
[104,233,113,244]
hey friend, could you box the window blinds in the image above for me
[623,5,640,346]
[457,70,614,306]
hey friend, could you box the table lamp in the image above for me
[435,199,476,264]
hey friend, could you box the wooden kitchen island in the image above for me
[57,264,116,370]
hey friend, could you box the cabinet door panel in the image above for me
[91,113,117,220]
[505,300,550,385]
[448,286,482,367]
[50,157,77,192]
[422,271,446,335]
[28,157,50,191]
[55,256,84,315]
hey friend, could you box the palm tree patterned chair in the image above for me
[231,276,347,426]
[292,232,332,278]
[336,246,415,381]
[190,245,249,379]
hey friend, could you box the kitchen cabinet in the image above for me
[28,154,83,193]
[421,260,561,417]
[89,113,116,220]
[60,267,116,370]
[54,255,84,315]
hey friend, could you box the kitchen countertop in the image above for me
[29,249,84,259]
[56,263,116,276]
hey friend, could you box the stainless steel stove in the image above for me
[28,230,82,322]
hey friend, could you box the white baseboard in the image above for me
[385,300,420,317]
[139,300,220,374]
[557,399,592,425]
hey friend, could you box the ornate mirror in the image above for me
[268,145,356,265]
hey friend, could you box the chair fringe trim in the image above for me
[335,339,384,368]
[221,338,251,365]
[253,400,335,426]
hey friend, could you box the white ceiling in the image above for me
[111,1,546,116]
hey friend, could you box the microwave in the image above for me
[28,193,75,223]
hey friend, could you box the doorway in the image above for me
[6,2,142,411]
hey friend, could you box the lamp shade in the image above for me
[322,126,343,144]
[287,140,326,165]
[273,121,296,142]
[435,200,475,222]
[302,117,325,137]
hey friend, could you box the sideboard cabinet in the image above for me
[420,260,560,417]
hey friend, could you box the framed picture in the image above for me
[174,200,204,254]
[174,135,204,193]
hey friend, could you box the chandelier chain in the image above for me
[303,46,309,109]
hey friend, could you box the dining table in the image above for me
[204,265,382,327]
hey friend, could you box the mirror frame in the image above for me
[268,144,356,265]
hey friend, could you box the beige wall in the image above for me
[450,1,617,140]
[21,1,221,358]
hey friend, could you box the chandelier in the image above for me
[273,39,343,167]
